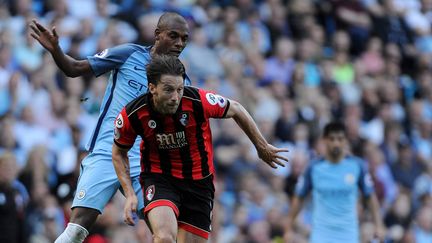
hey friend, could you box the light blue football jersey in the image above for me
[295,156,374,243]
[86,44,191,160]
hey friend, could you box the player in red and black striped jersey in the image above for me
[114,85,229,180]
[112,55,289,243]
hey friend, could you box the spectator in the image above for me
[0,152,29,243]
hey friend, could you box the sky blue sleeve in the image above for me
[87,44,136,77]
[184,74,192,86]
[295,164,313,198]
[357,159,374,197]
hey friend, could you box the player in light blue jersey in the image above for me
[284,121,386,243]
[29,12,190,243]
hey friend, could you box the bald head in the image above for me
[154,12,189,56]
[157,12,188,30]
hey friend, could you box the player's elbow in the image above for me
[112,144,124,160]
[63,60,91,77]
[227,100,243,118]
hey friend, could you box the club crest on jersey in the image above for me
[179,112,189,126]
[116,114,124,128]
[95,49,108,58]
[344,173,355,185]
[146,185,155,201]
[148,120,157,129]
[77,189,86,200]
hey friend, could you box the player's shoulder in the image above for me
[345,155,365,164]
[183,86,202,101]
[345,155,368,169]
[116,43,150,52]
[124,93,150,115]
[308,157,326,169]
[108,43,151,57]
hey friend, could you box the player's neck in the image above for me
[326,154,345,164]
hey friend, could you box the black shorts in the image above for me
[141,173,215,239]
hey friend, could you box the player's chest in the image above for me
[312,167,359,196]
[142,111,202,136]
[118,65,149,98]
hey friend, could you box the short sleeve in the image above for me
[199,89,230,119]
[87,44,136,77]
[114,108,137,149]
[295,165,313,198]
[358,160,374,197]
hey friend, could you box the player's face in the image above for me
[155,22,189,57]
[324,131,346,158]
[150,74,184,115]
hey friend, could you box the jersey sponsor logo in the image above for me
[77,189,86,200]
[206,93,227,108]
[146,185,155,201]
[116,114,124,128]
[156,131,188,149]
[127,80,147,93]
[206,93,218,105]
[95,49,108,58]
[179,112,189,126]
[148,120,157,129]
[133,66,146,71]
[344,173,355,185]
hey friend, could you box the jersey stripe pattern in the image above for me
[114,86,230,180]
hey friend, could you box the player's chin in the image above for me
[167,50,181,57]
[165,107,178,114]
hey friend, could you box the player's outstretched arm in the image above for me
[29,20,92,77]
[225,100,289,168]
[112,143,138,226]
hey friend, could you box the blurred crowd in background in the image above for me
[1,0,432,242]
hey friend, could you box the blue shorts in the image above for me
[72,152,144,218]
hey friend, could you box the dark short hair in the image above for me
[323,121,346,137]
[146,55,185,85]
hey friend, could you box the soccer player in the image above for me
[284,121,386,243]
[112,55,289,243]
[29,12,190,243]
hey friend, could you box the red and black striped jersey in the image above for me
[114,86,230,180]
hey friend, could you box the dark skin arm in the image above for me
[112,143,137,226]
[29,20,92,77]
[224,100,288,168]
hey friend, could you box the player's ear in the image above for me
[155,28,161,41]
[148,83,156,94]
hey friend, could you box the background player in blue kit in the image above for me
[284,121,386,243]
[29,12,190,243]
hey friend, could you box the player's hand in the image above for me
[374,225,387,242]
[29,19,59,53]
[283,226,294,243]
[123,194,138,226]
[257,144,289,169]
